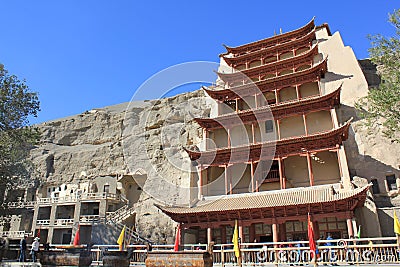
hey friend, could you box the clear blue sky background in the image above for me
[0,1,398,124]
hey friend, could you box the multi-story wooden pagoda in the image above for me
[158,19,370,244]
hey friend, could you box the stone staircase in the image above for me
[106,204,136,224]
[107,219,153,245]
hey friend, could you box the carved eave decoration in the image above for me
[220,18,315,56]
[217,44,319,83]
[204,58,328,101]
[222,29,317,66]
[156,183,369,225]
[194,85,341,130]
[184,119,351,166]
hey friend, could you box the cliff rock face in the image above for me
[30,90,214,243]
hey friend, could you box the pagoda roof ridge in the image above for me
[221,17,315,56]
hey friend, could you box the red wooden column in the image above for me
[276,119,281,140]
[239,223,244,243]
[278,157,286,189]
[336,148,343,178]
[227,128,231,148]
[250,161,255,192]
[203,128,208,150]
[251,123,255,144]
[224,165,231,195]
[303,113,308,136]
[275,89,280,104]
[198,164,203,198]
[346,218,354,237]
[295,84,302,100]
[272,221,279,246]
[306,152,315,186]
[207,227,213,245]
[235,98,239,112]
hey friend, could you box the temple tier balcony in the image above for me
[203,58,327,101]
[185,119,351,166]
[194,86,341,130]
[222,29,317,67]
[217,44,319,84]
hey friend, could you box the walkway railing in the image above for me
[0,230,32,239]
[80,215,101,224]
[36,192,127,205]
[4,237,400,265]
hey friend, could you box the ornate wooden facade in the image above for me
[158,19,367,245]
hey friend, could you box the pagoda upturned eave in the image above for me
[156,184,369,225]
[217,44,319,82]
[204,58,328,101]
[194,85,341,130]
[222,29,317,66]
[184,119,351,166]
[220,18,315,56]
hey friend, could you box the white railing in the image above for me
[36,219,50,226]
[97,237,400,265]
[6,238,399,265]
[6,201,35,208]
[37,192,127,205]
[212,237,400,266]
[0,231,32,239]
[54,218,74,226]
[79,215,101,224]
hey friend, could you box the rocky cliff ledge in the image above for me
[30,90,213,243]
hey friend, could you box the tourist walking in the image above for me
[18,235,27,262]
[31,237,40,262]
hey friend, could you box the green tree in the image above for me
[0,64,40,208]
[356,9,400,143]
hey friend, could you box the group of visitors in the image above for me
[18,235,40,262]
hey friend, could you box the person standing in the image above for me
[18,235,27,262]
[0,234,9,262]
[31,237,40,262]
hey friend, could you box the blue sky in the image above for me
[0,1,398,124]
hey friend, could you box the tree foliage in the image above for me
[0,64,40,205]
[356,9,400,143]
